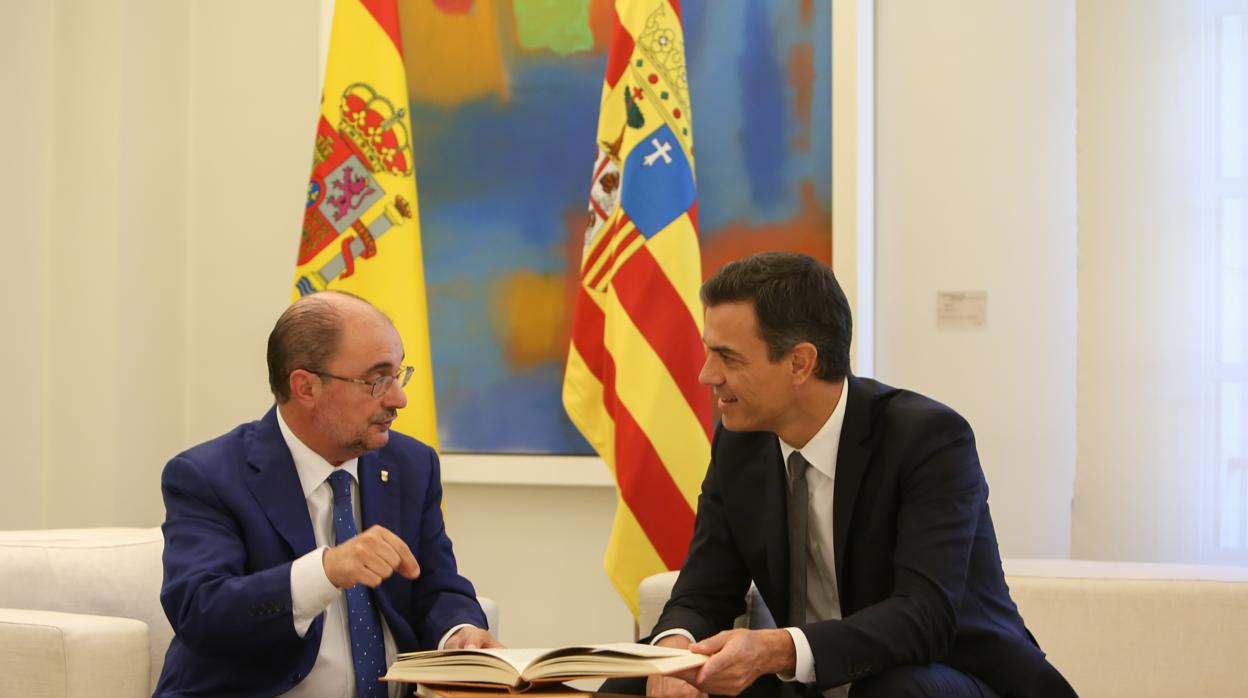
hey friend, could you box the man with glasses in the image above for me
[156,290,495,697]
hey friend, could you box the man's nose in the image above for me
[698,353,720,386]
[383,376,409,409]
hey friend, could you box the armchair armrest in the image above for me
[478,596,500,640]
[0,608,150,698]
[638,571,681,638]
[636,572,775,640]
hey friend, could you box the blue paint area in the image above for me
[412,2,832,454]
[684,1,749,232]
[811,0,833,211]
[414,58,605,453]
[411,60,603,269]
[439,363,593,454]
[738,0,788,216]
[679,0,707,55]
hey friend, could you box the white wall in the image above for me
[0,0,200,528]
[182,0,321,448]
[0,0,315,530]
[442,483,634,646]
[0,0,54,530]
[874,0,1078,558]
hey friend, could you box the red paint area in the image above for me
[432,0,474,14]
[701,180,832,279]
[588,0,615,51]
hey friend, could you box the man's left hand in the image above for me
[444,626,502,650]
[683,628,795,696]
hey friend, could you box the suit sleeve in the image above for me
[407,449,487,648]
[159,455,308,658]
[650,428,753,641]
[805,409,985,690]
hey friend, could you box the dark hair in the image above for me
[700,252,852,381]
[266,290,368,402]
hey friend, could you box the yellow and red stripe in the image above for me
[563,0,709,617]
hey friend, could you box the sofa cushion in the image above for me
[1005,559,1248,698]
[638,561,1248,697]
[0,608,149,698]
[0,528,170,691]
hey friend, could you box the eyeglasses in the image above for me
[314,365,414,398]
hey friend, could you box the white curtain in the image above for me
[1074,0,1247,566]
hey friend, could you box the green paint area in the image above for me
[513,0,593,55]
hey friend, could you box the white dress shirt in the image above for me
[776,383,848,696]
[275,410,472,697]
[276,408,403,698]
[653,383,848,696]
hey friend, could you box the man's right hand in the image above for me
[646,635,709,698]
[322,524,420,588]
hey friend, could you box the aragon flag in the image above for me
[563,0,711,617]
[295,0,438,447]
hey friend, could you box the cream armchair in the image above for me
[0,528,499,698]
[637,559,1248,697]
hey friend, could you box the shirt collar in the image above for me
[275,405,359,499]
[778,380,848,481]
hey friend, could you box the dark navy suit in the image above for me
[155,408,485,697]
[652,377,1075,697]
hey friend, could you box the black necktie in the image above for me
[787,451,810,628]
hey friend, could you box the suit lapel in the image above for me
[358,451,400,533]
[358,450,403,627]
[832,376,873,586]
[732,431,789,620]
[244,408,317,557]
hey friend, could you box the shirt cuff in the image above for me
[290,546,339,638]
[777,626,815,684]
[650,628,696,645]
[438,623,477,649]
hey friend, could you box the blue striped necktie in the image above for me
[327,469,387,697]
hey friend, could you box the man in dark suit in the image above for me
[156,291,496,697]
[617,253,1074,697]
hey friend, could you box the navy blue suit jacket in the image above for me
[155,407,486,697]
[652,376,1074,697]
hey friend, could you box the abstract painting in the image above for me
[401,0,832,453]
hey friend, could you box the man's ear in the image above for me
[288,369,321,407]
[790,342,819,384]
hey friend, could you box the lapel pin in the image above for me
[380,469,389,483]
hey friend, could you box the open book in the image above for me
[383,642,706,692]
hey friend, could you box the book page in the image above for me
[528,642,695,662]
[393,647,553,675]
[524,644,706,682]
[461,647,552,673]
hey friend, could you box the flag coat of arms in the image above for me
[563,0,711,616]
[296,0,438,447]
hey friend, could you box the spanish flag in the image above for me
[563,0,710,617]
[295,0,438,447]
